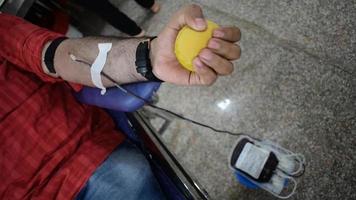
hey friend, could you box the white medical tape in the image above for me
[91,43,112,95]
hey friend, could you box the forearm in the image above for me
[42,37,149,87]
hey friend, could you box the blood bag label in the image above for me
[235,143,270,179]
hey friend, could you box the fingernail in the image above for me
[200,50,212,61]
[195,18,206,29]
[208,40,220,49]
[213,30,224,38]
[194,58,204,70]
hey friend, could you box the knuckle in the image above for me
[227,62,234,74]
[213,57,224,68]
[221,62,234,75]
[230,44,241,59]
[206,77,217,86]
[224,26,241,41]
[223,28,231,38]
[234,27,241,40]
[202,74,217,86]
[190,4,202,12]
[219,39,229,51]
[233,26,241,34]
[236,45,241,58]
[223,43,235,59]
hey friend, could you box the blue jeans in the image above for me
[76,141,166,200]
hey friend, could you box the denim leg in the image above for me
[76,141,166,200]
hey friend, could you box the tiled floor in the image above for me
[81,0,355,199]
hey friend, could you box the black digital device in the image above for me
[135,38,162,82]
[230,138,279,182]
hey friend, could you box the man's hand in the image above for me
[150,4,241,85]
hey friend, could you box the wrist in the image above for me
[149,37,160,80]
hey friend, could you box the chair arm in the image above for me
[74,82,161,112]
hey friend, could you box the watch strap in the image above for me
[135,37,162,82]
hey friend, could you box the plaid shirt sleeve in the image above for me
[0,13,125,199]
[0,13,82,91]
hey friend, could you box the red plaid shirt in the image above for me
[0,14,124,199]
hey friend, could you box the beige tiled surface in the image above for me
[95,0,355,199]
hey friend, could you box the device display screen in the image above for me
[235,142,270,179]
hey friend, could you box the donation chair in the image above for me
[75,82,211,200]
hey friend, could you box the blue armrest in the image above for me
[74,82,161,112]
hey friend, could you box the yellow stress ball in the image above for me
[175,20,219,71]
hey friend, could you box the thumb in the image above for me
[168,4,207,31]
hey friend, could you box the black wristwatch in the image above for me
[135,37,162,82]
